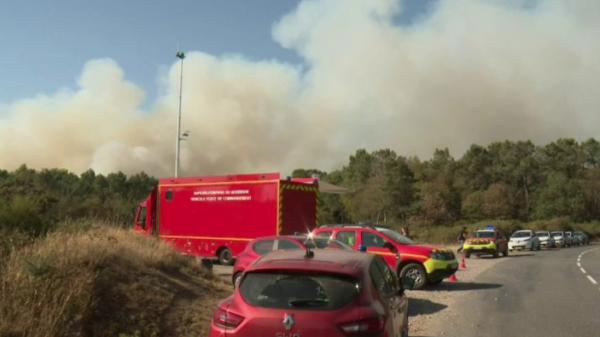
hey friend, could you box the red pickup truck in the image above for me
[313,224,458,289]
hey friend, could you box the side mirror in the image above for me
[358,245,367,252]
[383,242,398,253]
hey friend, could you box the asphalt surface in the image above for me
[432,244,600,337]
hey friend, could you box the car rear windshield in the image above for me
[475,231,495,238]
[379,229,414,244]
[551,232,563,236]
[239,272,360,310]
[511,231,531,238]
[536,232,549,236]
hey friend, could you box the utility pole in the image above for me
[175,51,185,177]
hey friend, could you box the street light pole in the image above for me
[175,51,185,178]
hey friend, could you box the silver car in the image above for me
[509,230,541,251]
[535,231,555,248]
[551,231,569,247]
[565,231,575,247]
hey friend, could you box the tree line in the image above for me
[1,138,599,237]
[0,166,156,235]
[294,138,600,227]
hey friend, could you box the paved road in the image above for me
[434,244,600,337]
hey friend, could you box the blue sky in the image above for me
[0,0,433,104]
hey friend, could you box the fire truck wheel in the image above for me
[218,248,234,265]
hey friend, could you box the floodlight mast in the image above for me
[175,51,185,178]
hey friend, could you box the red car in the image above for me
[313,224,458,289]
[210,249,409,337]
[232,235,351,286]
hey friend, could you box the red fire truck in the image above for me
[134,173,319,265]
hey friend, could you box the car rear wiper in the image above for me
[288,298,329,307]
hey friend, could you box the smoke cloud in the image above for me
[1,0,599,176]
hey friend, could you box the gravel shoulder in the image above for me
[407,251,511,336]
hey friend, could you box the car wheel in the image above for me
[400,263,427,290]
[218,248,234,265]
[493,250,499,258]
[465,252,471,258]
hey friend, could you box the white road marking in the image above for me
[577,247,600,289]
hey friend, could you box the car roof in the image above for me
[318,224,390,230]
[246,249,373,278]
[250,235,343,243]
[250,235,306,242]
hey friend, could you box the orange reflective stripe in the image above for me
[159,235,253,242]
[372,251,397,257]
[400,253,428,260]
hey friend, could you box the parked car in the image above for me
[535,231,555,248]
[462,227,509,258]
[509,230,541,251]
[232,235,351,286]
[313,224,458,289]
[565,231,575,247]
[210,249,410,337]
[551,231,568,247]
[574,231,589,245]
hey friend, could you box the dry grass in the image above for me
[0,227,230,337]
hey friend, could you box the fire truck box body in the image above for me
[134,173,318,263]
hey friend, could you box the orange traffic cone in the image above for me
[460,257,467,269]
[448,273,458,283]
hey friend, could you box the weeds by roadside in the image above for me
[0,226,228,337]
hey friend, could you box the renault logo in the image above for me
[282,313,295,330]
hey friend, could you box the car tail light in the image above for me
[339,316,384,335]
[213,306,244,329]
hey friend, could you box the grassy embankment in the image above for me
[0,224,229,337]
[409,218,600,244]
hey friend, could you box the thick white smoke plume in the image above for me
[1,0,599,176]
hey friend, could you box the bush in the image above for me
[0,227,229,337]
